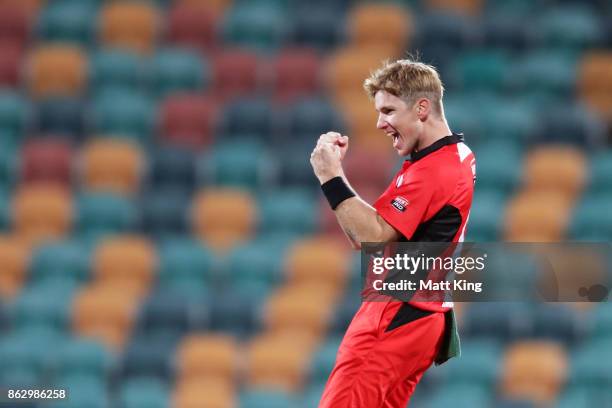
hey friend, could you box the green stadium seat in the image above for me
[330,293,361,336]
[451,51,510,92]
[53,338,114,382]
[118,377,169,408]
[424,384,491,408]
[37,2,96,45]
[434,339,501,389]
[257,189,317,236]
[10,282,76,333]
[532,304,581,344]
[208,287,264,337]
[466,190,506,241]
[290,5,344,50]
[30,240,90,285]
[90,89,155,143]
[309,337,341,385]
[75,192,139,241]
[534,5,604,52]
[274,143,320,189]
[51,376,109,408]
[0,142,17,190]
[509,51,577,100]
[537,103,606,147]
[301,384,326,408]
[279,97,346,144]
[34,97,84,140]
[0,188,10,230]
[569,338,612,389]
[485,0,542,16]
[481,249,539,301]
[587,151,612,193]
[482,13,533,50]
[222,4,288,51]
[444,95,486,144]
[463,302,532,340]
[141,189,190,239]
[90,49,147,95]
[157,238,214,293]
[197,140,275,191]
[120,333,177,381]
[472,141,522,194]
[150,48,208,98]
[480,98,537,144]
[240,389,300,408]
[0,89,28,143]
[149,146,196,190]
[218,97,275,140]
[557,388,593,408]
[413,12,480,59]
[569,193,612,240]
[590,301,612,339]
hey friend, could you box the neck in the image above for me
[415,117,453,152]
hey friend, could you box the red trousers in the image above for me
[319,301,445,408]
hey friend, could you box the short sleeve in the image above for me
[373,165,436,240]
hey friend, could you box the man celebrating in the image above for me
[310,59,475,407]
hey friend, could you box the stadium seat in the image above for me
[27,45,87,98]
[0,188,10,230]
[522,145,587,200]
[309,337,341,385]
[175,334,238,382]
[29,239,89,285]
[150,48,208,98]
[578,51,612,120]
[149,145,196,190]
[466,190,506,241]
[120,333,177,381]
[89,90,156,143]
[424,0,485,16]
[37,1,96,46]
[569,193,612,240]
[9,280,75,333]
[278,96,345,144]
[51,376,109,408]
[347,3,412,55]
[191,188,257,252]
[89,49,147,95]
[504,191,572,242]
[462,302,533,340]
[340,97,390,153]
[587,151,612,193]
[569,338,612,390]
[245,333,311,392]
[343,146,395,191]
[451,51,510,92]
[52,336,113,383]
[92,235,157,297]
[222,4,288,51]
[207,284,267,337]
[0,142,17,192]
[75,192,139,240]
[0,41,23,87]
[424,384,492,408]
[257,189,317,236]
[99,2,159,54]
[118,377,170,408]
[197,140,275,190]
[172,377,236,408]
[20,139,72,186]
[472,141,522,194]
[500,341,568,405]
[217,97,274,141]
[211,49,260,101]
[290,4,344,50]
[533,5,603,52]
[443,95,486,144]
[269,48,321,103]
[591,302,612,339]
[175,0,232,15]
[72,284,140,351]
[159,94,217,150]
[0,235,29,300]
[141,189,191,239]
[537,103,606,147]
[240,389,300,408]
[273,143,320,189]
[157,237,214,293]
[532,303,581,344]
[167,2,219,53]
[80,139,144,195]
[0,89,29,143]
[13,183,72,244]
[481,13,533,51]
[0,3,32,48]
[508,51,577,100]
[34,96,85,139]
[434,339,502,389]
[480,98,538,144]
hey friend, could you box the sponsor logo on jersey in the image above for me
[391,196,409,212]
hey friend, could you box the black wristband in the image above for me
[321,176,355,210]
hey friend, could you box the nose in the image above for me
[376,114,387,130]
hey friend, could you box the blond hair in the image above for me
[363,59,445,116]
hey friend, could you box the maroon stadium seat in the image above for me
[160,94,217,150]
[167,2,219,53]
[0,4,32,49]
[0,40,22,87]
[269,48,321,103]
[211,49,260,102]
[21,139,73,186]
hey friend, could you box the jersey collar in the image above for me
[408,133,464,162]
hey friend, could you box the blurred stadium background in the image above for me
[0,0,611,407]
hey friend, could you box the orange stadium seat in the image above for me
[424,0,485,16]
[167,2,219,53]
[342,98,391,153]
[173,377,236,408]
[522,145,587,200]
[92,235,157,298]
[269,48,321,103]
[99,2,159,54]
[0,235,29,300]
[500,341,568,405]
[348,3,413,56]
[72,284,140,351]
[0,41,22,87]
[191,188,256,253]
[80,139,144,195]
[284,236,350,295]
[578,51,612,119]
[175,334,239,382]
[504,191,572,242]
[27,45,87,98]
[160,94,217,150]
[20,139,72,186]
[12,183,72,244]
[211,49,260,102]
[246,333,312,392]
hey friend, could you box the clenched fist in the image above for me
[310,132,349,184]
